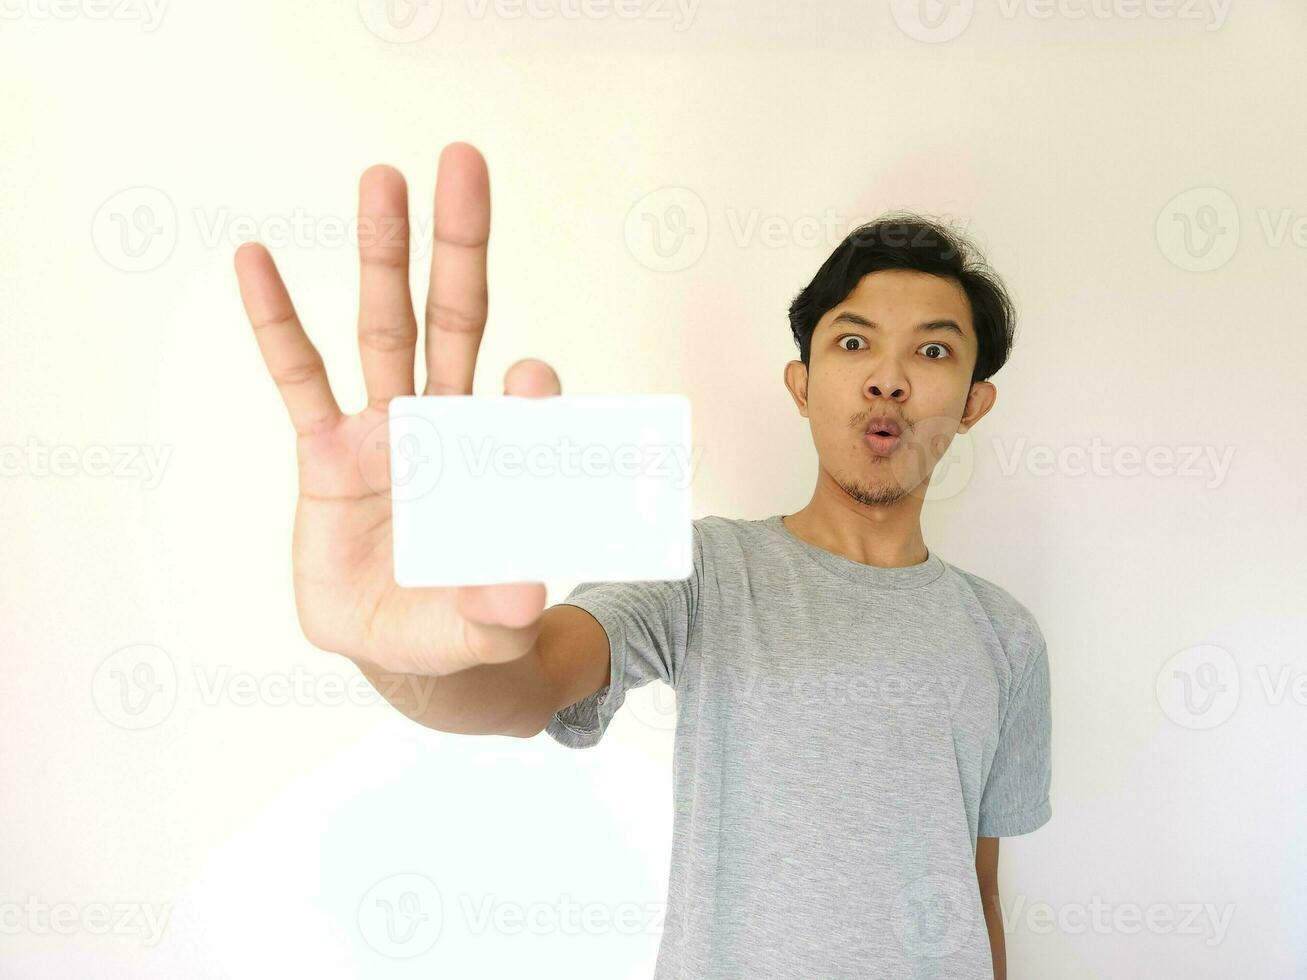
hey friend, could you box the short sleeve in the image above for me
[977,623,1052,837]
[544,520,705,749]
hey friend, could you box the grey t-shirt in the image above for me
[546,514,1052,979]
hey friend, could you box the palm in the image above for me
[235,144,557,677]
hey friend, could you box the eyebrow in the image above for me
[826,311,967,339]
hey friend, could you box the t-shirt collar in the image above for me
[764,514,946,590]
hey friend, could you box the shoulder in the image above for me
[687,513,769,558]
[692,513,754,537]
[940,560,1047,681]
[675,514,801,589]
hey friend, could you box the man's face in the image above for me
[785,268,995,506]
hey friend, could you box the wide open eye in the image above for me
[920,342,951,360]
[837,335,868,352]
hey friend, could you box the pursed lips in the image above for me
[863,415,904,438]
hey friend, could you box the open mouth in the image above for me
[864,416,903,437]
[863,417,904,456]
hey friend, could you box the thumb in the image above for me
[448,357,561,651]
[502,358,561,398]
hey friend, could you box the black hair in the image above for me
[787,212,1016,385]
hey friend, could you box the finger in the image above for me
[457,583,548,633]
[451,583,547,665]
[357,165,418,411]
[423,142,489,396]
[234,242,342,437]
[501,357,561,398]
[453,358,562,653]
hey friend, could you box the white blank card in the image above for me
[388,394,694,587]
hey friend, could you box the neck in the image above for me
[784,476,930,569]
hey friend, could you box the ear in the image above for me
[783,360,809,418]
[959,381,996,434]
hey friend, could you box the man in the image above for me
[234,141,1051,980]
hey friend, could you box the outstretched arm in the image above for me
[233,144,608,736]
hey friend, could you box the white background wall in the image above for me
[3,1,1305,977]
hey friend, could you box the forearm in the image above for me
[981,887,1006,980]
[354,647,557,738]
[348,602,608,739]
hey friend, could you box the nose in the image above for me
[866,363,909,402]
